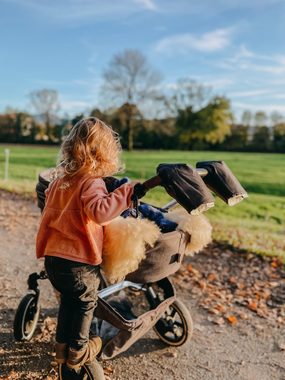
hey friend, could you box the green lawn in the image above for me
[0,145,284,260]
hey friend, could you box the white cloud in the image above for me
[155,0,283,15]
[157,77,233,96]
[60,99,92,113]
[272,93,285,99]
[234,102,285,114]
[134,0,157,10]
[201,78,234,89]
[217,48,285,117]
[239,60,285,75]
[230,89,270,97]
[275,55,285,65]
[230,45,255,62]
[221,45,285,75]
[2,0,157,22]
[155,28,232,54]
[32,79,92,88]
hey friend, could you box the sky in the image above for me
[0,0,285,120]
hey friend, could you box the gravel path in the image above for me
[0,190,284,380]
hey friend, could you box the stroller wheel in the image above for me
[82,362,105,380]
[58,362,105,380]
[13,293,40,341]
[58,364,85,380]
[153,299,193,347]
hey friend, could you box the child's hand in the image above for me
[104,176,130,192]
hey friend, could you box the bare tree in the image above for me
[29,89,60,141]
[164,78,212,116]
[101,49,162,150]
[254,111,268,127]
[241,110,252,126]
[270,111,284,126]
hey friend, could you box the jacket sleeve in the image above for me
[81,178,134,225]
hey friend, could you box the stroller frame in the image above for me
[13,196,192,345]
[13,164,247,379]
[13,197,195,380]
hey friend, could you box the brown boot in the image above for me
[67,336,102,371]
[55,342,68,364]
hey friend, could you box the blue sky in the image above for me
[1,0,285,120]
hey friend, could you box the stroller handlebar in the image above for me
[195,168,209,177]
[142,175,162,191]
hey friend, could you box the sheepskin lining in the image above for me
[102,217,160,283]
[101,207,212,283]
[165,208,212,255]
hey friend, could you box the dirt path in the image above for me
[0,190,284,380]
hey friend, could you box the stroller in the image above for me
[13,161,247,379]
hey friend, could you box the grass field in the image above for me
[0,144,284,260]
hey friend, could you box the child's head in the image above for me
[59,117,122,178]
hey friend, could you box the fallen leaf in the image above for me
[278,343,285,351]
[198,280,207,291]
[213,317,225,325]
[214,303,227,313]
[237,282,246,290]
[209,308,221,315]
[163,351,178,358]
[187,264,201,277]
[207,272,217,282]
[237,311,249,320]
[248,301,258,312]
[229,276,237,284]
[227,315,238,325]
[104,367,114,375]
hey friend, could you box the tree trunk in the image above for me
[126,105,133,151]
[127,117,133,151]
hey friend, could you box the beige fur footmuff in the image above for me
[102,217,160,283]
[165,208,212,256]
[101,207,212,284]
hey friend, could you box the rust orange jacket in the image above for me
[36,174,134,265]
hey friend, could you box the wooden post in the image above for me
[4,148,10,181]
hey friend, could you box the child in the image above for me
[36,117,139,374]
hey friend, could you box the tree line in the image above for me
[0,49,284,152]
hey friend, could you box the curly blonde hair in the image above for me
[58,117,122,178]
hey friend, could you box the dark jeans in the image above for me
[45,256,100,350]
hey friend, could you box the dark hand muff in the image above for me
[140,162,247,214]
[196,161,248,206]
